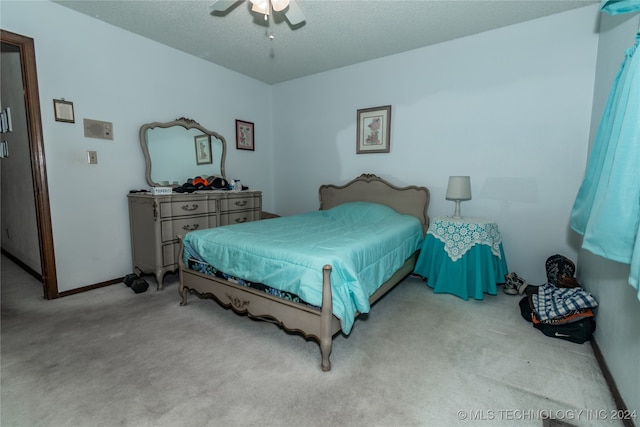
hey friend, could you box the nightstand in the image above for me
[414,216,508,300]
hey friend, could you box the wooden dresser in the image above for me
[127,190,262,289]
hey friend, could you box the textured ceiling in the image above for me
[54,0,597,85]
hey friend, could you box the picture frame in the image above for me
[194,134,212,165]
[53,99,75,123]
[235,119,254,151]
[356,105,391,154]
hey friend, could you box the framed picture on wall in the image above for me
[356,105,391,154]
[194,134,212,165]
[53,99,75,123]
[236,120,254,151]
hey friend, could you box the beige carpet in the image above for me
[1,255,621,426]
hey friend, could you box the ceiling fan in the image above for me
[210,0,306,27]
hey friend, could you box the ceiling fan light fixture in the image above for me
[251,3,269,17]
[211,0,305,31]
[250,0,289,16]
[271,0,289,12]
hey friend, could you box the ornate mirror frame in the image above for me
[140,117,226,187]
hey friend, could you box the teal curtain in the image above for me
[601,0,640,15]
[570,1,640,300]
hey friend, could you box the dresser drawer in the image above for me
[221,195,257,212]
[161,214,218,242]
[162,242,179,267]
[159,199,208,218]
[221,210,260,226]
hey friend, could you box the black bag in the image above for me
[533,317,596,344]
[519,296,596,344]
[519,295,533,322]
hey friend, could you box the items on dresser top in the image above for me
[149,187,172,195]
[169,176,247,193]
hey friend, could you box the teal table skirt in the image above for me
[414,235,509,300]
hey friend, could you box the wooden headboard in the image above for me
[318,174,430,234]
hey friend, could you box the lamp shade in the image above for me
[446,176,472,201]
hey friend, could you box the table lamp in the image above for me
[446,176,471,218]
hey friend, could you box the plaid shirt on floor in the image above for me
[532,283,599,322]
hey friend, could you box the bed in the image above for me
[178,174,430,371]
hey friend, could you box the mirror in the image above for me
[140,117,226,187]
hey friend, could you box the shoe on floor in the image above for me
[513,273,528,295]
[504,272,528,295]
[503,273,519,295]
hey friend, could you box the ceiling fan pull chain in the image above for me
[268,1,274,41]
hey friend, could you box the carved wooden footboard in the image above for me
[179,243,419,371]
[178,174,430,371]
[178,247,340,371]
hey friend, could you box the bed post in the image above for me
[177,235,189,306]
[320,264,333,371]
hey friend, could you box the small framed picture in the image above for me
[356,105,391,154]
[53,99,75,123]
[236,119,254,151]
[194,134,212,165]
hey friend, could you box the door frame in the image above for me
[1,29,58,299]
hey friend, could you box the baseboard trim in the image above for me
[2,248,123,298]
[57,278,123,298]
[1,248,43,282]
[591,339,636,427]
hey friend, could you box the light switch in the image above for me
[87,150,98,164]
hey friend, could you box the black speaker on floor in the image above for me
[124,273,138,287]
[130,278,149,294]
[124,273,148,293]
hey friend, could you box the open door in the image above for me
[1,29,58,299]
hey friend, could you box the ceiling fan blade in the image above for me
[284,0,305,26]
[210,0,242,13]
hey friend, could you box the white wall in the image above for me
[1,1,275,292]
[272,5,600,284]
[578,10,640,416]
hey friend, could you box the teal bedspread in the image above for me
[183,202,424,334]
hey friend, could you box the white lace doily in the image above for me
[428,216,503,261]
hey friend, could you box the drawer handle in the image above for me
[234,217,248,224]
[234,200,247,207]
[181,204,199,211]
[182,224,200,231]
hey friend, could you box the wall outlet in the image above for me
[87,150,98,164]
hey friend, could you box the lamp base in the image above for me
[452,200,462,219]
